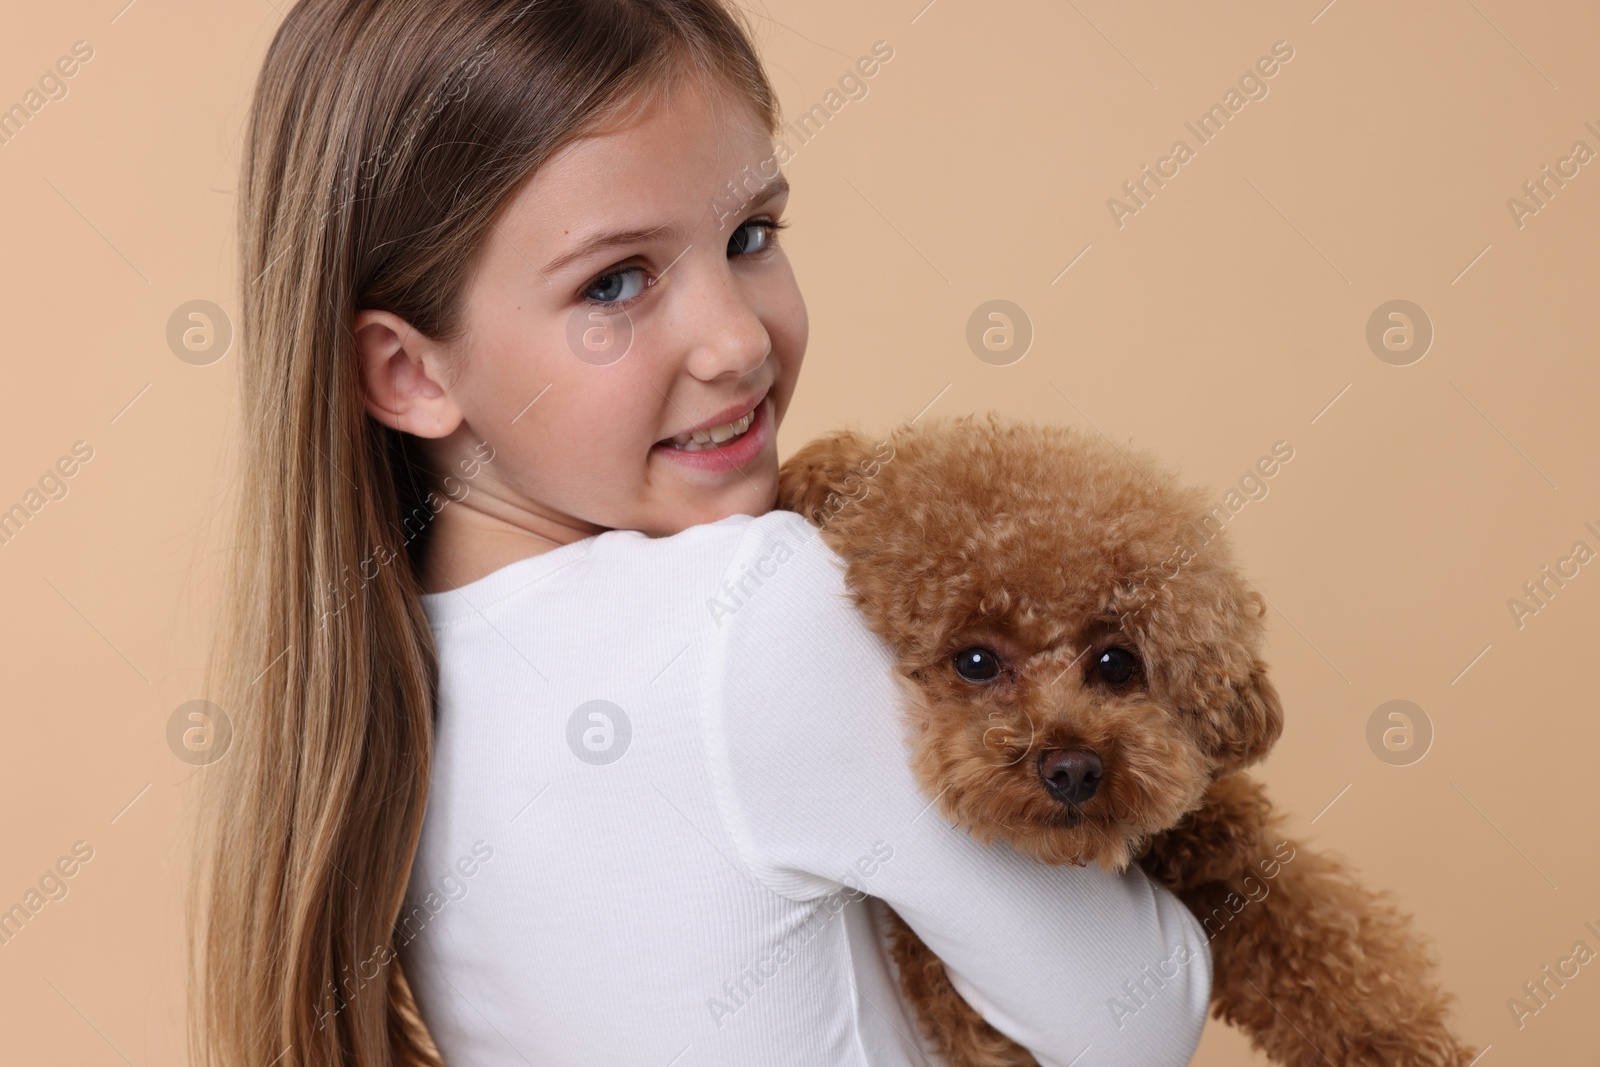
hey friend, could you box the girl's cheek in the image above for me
[777,298,808,362]
[775,268,807,331]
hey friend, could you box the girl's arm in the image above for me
[698,510,1211,1067]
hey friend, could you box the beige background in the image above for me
[1,0,1595,1063]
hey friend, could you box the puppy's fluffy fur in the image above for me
[776,413,1475,1067]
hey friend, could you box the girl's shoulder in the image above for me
[419,509,832,632]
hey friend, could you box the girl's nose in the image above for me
[681,270,771,381]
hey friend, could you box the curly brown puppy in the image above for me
[776,412,1476,1067]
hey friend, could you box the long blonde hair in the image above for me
[191,2,779,1064]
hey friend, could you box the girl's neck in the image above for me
[419,497,602,594]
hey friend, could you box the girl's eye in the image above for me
[580,216,786,308]
[728,217,787,258]
[582,266,648,307]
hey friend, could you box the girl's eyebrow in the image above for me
[539,222,681,278]
[538,175,790,278]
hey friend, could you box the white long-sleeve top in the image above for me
[402,508,1211,1066]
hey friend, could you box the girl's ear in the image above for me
[775,428,877,527]
[352,309,464,439]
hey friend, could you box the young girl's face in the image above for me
[358,73,806,560]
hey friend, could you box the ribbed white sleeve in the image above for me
[404,508,1208,1066]
[698,510,1212,1067]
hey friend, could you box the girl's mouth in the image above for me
[662,405,758,451]
[651,394,770,471]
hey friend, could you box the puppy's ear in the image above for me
[776,428,883,527]
[1210,659,1284,774]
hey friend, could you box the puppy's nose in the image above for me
[1039,748,1103,806]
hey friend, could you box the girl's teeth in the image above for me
[667,407,755,450]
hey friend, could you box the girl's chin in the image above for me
[644,481,778,536]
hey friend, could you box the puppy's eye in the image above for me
[952,647,1002,683]
[1093,646,1141,686]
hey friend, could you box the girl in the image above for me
[192,1,1212,1065]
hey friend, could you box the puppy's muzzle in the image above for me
[1039,748,1103,806]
